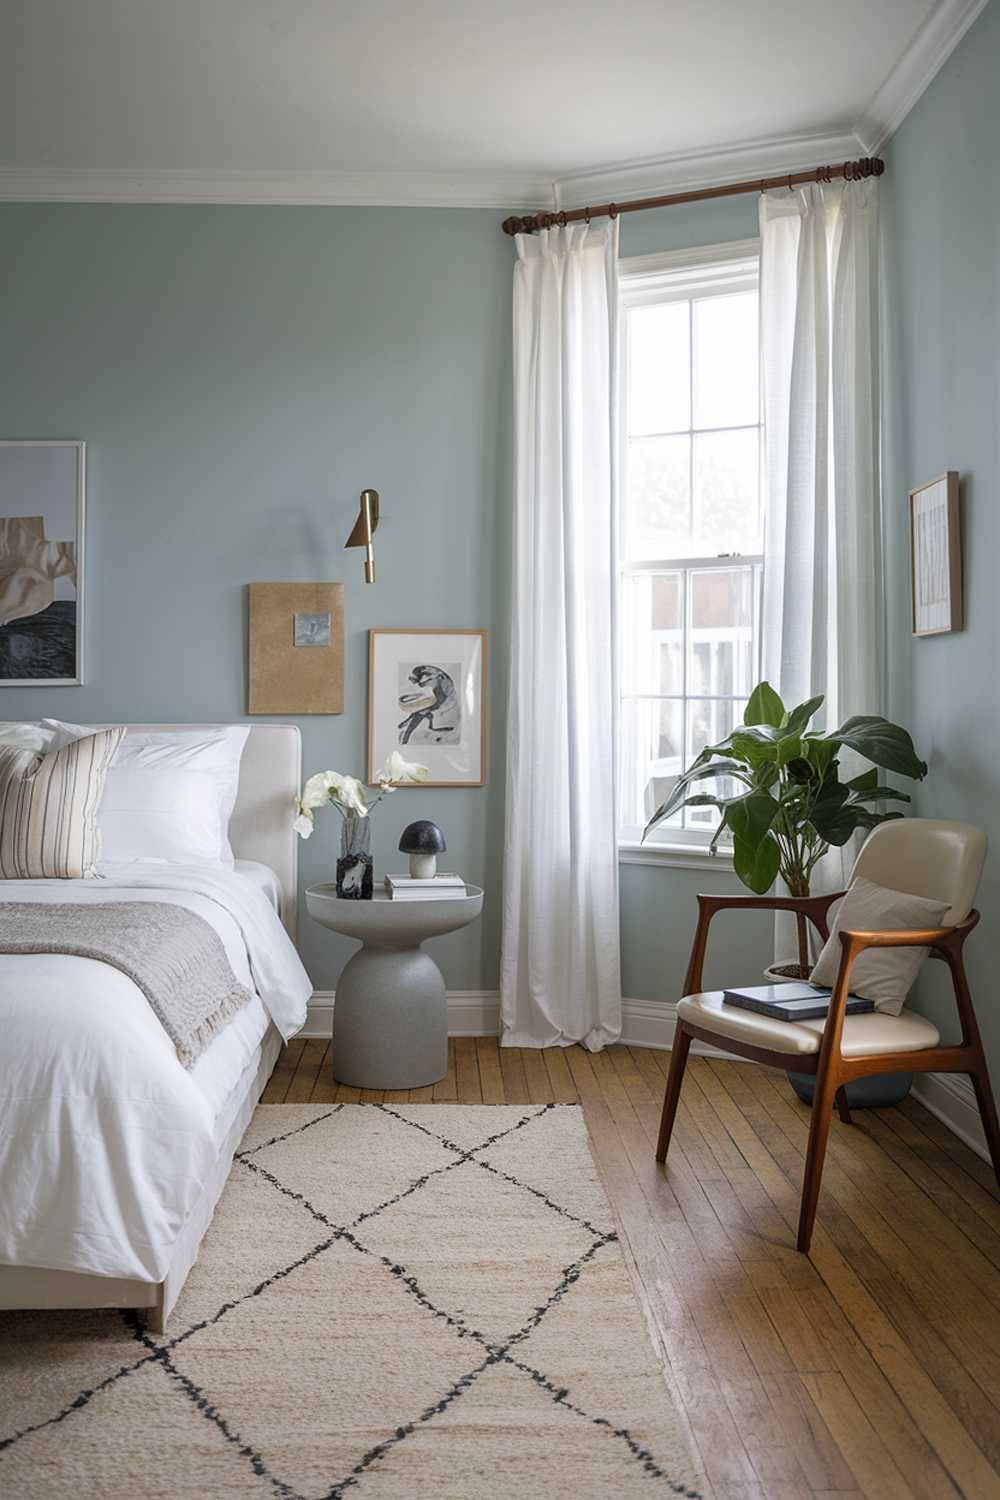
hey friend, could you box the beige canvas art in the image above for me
[248,582,345,714]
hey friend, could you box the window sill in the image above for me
[618,840,735,872]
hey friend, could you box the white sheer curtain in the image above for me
[500,221,622,1050]
[759,178,882,942]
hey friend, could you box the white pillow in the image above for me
[42,720,250,867]
[0,722,55,753]
[809,876,950,1016]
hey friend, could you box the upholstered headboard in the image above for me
[1,722,302,940]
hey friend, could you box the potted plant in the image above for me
[293,751,427,899]
[643,681,928,977]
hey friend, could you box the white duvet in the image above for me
[0,862,311,1282]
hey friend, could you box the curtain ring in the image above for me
[584,206,591,224]
[787,173,793,192]
[609,202,618,220]
[558,210,567,228]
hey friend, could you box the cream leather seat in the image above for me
[654,817,998,1256]
[676,991,940,1057]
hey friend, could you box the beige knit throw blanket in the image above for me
[0,901,253,1067]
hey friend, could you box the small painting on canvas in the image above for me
[0,442,85,685]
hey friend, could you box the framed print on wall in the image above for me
[247,582,345,714]
[0,441,85,685]
[368,628,487,786]
[909,471,962,636]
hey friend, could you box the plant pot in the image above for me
[763,961,812,983]
[787,1070,914,1109]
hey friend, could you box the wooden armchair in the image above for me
[655,819,999,1254]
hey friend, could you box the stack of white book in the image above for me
[384,873,467,901]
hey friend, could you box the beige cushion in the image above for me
[677,991,940,1057]
[0,728,124,878]
[810,876,949,1016]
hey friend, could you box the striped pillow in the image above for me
[0,728,124,879]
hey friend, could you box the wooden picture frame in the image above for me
[368,628,487,786]
[909,472,962,636]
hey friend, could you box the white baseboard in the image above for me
[302,990,732,1055]
[911,1072,990,1163]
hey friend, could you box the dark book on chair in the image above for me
[722,983,874,1021]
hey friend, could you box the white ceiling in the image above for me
[0,0,988,205]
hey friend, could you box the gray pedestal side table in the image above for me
[305,884,484,1089]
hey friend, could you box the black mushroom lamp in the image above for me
[399,820,446,880]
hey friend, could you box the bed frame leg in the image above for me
[144,1285,166,1335]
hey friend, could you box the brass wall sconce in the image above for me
[344,488,379,584]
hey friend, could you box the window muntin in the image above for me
[619,250,762,848]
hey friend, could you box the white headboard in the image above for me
[4,722,302,940]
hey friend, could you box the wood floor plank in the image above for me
[309,1043,337,1102]
[476,1035,505,1102]
[262,1037,1000,1496]
[454,1036,482,1103]
[432,1037,458,1101]
[284,1038,327,1103]
[499,1045,530,1104]
[521,1045,554,1103]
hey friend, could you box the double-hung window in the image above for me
[618,242,763,856]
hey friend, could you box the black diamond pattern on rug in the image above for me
[0,1104,702,1500]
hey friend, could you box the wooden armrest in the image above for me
[838,910,978,953]
[683,890,846,995]
[697,892,845,915]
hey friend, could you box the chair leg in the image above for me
[835,1087,852,1125]
[656,1027,691,1163]
[798,1066,838,1252]
[969,1057,1000,1189]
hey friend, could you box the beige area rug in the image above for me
[0,1103,701,1499]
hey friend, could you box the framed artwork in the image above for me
[0,440,85,685]
[368,628,487,786]
[909,472,962,636]
[248,582,345,713]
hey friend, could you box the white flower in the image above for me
[331,773,370,817]
[299,772,336,811]
[377,751,429,789]
[292,810,314,839]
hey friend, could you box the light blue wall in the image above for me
[0,204,512,991]
[881,0,1000,1071]
[0,192,778,1003]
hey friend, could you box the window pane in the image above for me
[692,290,759,429]
[620,571,684,695]
[618,697,684,832]
[626,434,691,560]
[627,301,689,436]
[683,698,744,832]
[689,568,756,699]
[692,427,760,554]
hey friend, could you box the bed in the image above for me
[0,722,308,1332]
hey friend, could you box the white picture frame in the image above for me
[909,471,962,637]
[368,628,487,787]
[0,441,86,686]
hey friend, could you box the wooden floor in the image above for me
[263,1037,1000,1500]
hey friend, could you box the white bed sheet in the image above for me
[0,862,310,1283]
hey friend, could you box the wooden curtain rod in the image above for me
[501,156,884,236]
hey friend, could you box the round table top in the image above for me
[306,883,484,943]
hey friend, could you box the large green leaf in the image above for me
[744,682,785,728]
[726,790,779,850]
[733,832,780,892]
[826,715,928,780]
[847,784,912,805]
[801,736,838,781]
[782,694,825,736]
[642,761,751,838]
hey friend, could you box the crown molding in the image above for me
[550,129,863,212]
[0,165,554,209]
[854,0,992,152]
